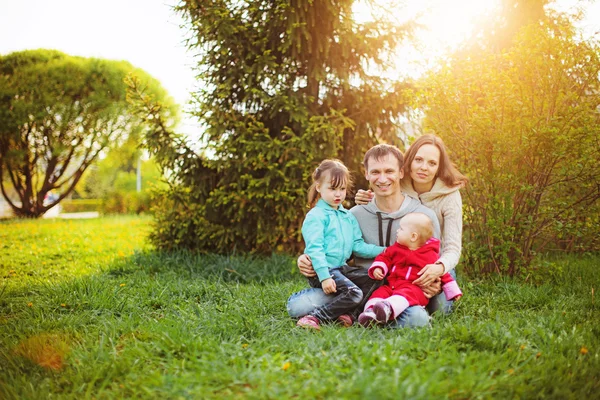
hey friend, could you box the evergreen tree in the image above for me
[133,0,414,252]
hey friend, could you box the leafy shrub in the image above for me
[102,190,150,215]
[421,15,600,276]
[60,199,102,213]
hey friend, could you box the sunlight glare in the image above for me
[354,0,501,78]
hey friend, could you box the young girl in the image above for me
[296,159,385,330]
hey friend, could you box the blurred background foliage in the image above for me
[2,1,598,278]
[129,0,599,277]
[0,49,176,218]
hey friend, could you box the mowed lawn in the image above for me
[0,216,599,399]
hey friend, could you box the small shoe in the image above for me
[358,310,377,327]
[373,301,392,323]
[297,315,320,330]
[336,314,354,327]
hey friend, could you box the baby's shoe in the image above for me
[373,301,392,323]
[358,309,377,327]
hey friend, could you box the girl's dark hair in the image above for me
[308,159,352,208]
[403,134,468,188]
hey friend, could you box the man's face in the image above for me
[364,154,403,198]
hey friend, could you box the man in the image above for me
[287,144,446,328]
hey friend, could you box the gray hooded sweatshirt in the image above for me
[349,195,441,269]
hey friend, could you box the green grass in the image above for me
[1,216,599,399]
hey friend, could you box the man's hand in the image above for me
[413,263,445,287]
[421,278,442,299]
[297,254,316,277]
[322,278,337,294]
[354,189,374,205]
[372,268,385,280]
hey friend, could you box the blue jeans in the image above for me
[287,267,456,328]
[303,267,363,322]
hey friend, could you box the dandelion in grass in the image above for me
[120,283,126,287]
[536,352,542,358]
[282,361,291,371]
[61,303,66,307]
[27,302,33,307]
[242,344,248,349]
[520,345,526,351]
[580,346,588,355]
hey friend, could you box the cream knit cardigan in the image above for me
[401,178,463,273]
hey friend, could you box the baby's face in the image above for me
[396,220,414,246]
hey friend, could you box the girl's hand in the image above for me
[413,263,445,287]
[322,278,337,294]
[372,268,385,280]
[355,189,374,205]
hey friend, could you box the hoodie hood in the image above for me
[360,194,428,220]
[401,178,462,202]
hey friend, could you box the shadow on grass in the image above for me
[107,250,299,285]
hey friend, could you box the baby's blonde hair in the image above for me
[404,213,434,246]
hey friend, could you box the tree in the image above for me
[0,49,177,218]
[132,0,415,253]
[419,12,600,276]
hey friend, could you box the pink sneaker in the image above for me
[297,315,320,330]
[373,301,392,323]
[336,314,354,327]
[358,309,377,327]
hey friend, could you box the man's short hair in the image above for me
[363,144,404,171]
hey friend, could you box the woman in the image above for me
[355,134,467,305]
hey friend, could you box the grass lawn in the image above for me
[1,216,599,399]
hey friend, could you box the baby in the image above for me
[358,212,462,326]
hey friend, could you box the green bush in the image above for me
[60,199,102,213]
[102,190,150,215]
[420,15,600,276]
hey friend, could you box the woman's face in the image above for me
[410,144,440,186]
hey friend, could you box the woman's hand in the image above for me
[321,278,337,294]
[354,189,374,205]
[413,263,445,287]
[297,254,316,277]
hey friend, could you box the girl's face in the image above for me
[317,172,347,209]
[410,144,440,186]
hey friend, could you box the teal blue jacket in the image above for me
[302,199,385,282]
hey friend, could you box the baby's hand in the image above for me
[373,268,385,280]
[322,278,337,294]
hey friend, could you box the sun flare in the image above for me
[354,0,501,76]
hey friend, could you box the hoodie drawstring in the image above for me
[377,212,384,247]
[377,212,395,247]
[385,219,393,247]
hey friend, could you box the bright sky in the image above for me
[1,0,598,136]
